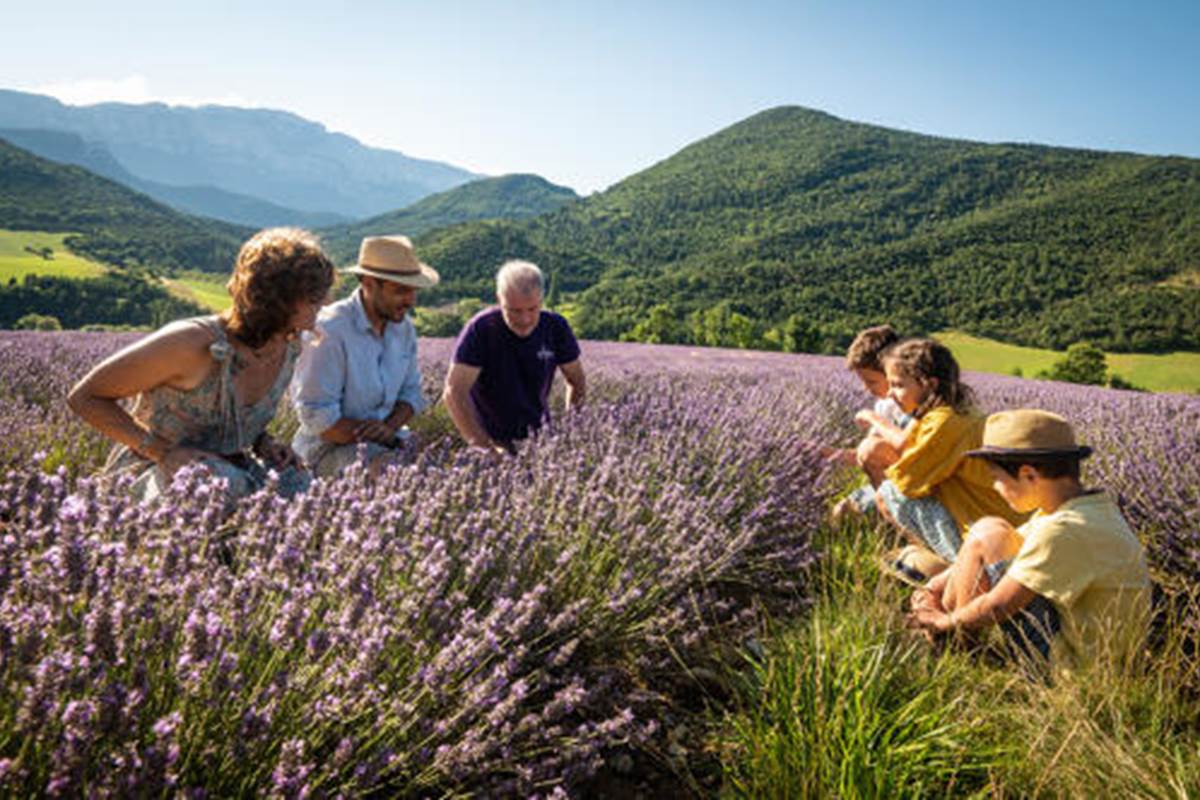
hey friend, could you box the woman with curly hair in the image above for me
[69,227,335,504]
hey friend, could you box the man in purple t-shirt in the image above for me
[443,260,586,454]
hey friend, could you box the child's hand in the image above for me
[910,587,943,613]
[875,491,899,527]
[907,606,955,634]
[819,445,857,466]
[854,409,881,431]
[830,496,857,523]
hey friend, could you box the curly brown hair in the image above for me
[882,338,976,418]
[845,324,900,371]
[223,228,335,348]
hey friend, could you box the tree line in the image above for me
[0,273,205,330]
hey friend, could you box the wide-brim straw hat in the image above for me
[342,235,439,288]
[966,409,1093,459]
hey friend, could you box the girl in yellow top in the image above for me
[875,339,1026,564]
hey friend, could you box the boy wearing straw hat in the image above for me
[908,409,1151,671]
[291,235,439,477]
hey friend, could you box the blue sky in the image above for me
[3,1,1197,193]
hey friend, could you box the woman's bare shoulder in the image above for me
[105,318,218,372]
[152,318,216,347]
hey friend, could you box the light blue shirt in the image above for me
[290,288,427,464]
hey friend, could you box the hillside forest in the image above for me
[3,106,1199,355]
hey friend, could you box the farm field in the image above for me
[0,332,1198,796]
[0,229,107,282]
[937,329,1200,394]
[162,272,232,312]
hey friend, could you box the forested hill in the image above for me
[320,174,579,264]
[417,107,1200,353]
[0,136,248,273]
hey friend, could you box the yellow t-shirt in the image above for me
[1006,492,1152,670]
[884,405,1026,532]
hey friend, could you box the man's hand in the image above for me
[354,419,399,445]
[320,416,403,447]
[158,446,214,479]
[255,435,305,471]
[471,443,511,461]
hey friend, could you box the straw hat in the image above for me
[343,235,439,288]
[967,409,1092,459]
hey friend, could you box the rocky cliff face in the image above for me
[0,89,481,219]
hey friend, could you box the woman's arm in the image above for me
[67,322,215,467]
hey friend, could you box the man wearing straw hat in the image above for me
[290,235,439,477]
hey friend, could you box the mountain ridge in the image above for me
[414,105,1200,353]
[0,135,248,273]
[0,89,483,222]
[320,174,580,264]
[0,127,349,228]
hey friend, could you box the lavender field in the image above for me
[1,331,1198,796]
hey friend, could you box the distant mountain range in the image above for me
[415,107,1200,353]
[0,136,248,273]
[320,174,579,264]
[0,89,482,225]
[0,127,348,228]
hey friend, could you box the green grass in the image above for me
[0,229,108,281]
[713,513,1200,798]
[163,271,232,312]
[936,330,1200,394]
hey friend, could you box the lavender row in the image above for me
[0,333,837,795]
[1,330,1195,575]
[0,331,1197,795]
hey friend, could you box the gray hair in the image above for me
[496,260,544,298]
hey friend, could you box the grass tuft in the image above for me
[714,514,1200,798]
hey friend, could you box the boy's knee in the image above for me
[958,534,986,560]
[965,517,1021,561]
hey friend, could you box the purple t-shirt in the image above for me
[453,307,581,442]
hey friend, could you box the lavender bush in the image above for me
[0,332,139,474]
[0,333,838,796]
[0,332,1196,795]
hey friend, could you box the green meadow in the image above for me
[936,330,1200,395]
[0,229,108,282]
[163,272,231,312]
